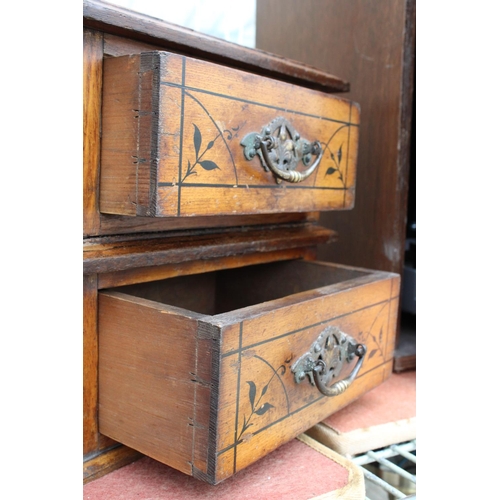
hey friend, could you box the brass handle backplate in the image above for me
[291,326,366,397]
[240,117,323,183]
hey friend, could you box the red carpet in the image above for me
[306,371,416,455]
[321,371,416,433]
[84,436,354,499]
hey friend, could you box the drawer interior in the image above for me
[110,260,369,315]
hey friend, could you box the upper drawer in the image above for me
[100,51,360,218]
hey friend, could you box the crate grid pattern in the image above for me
[352,439,416,500]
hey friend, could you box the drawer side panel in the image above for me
[100,55,141,216]
[98,292,212,476]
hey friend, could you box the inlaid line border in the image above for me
[160,81,360,127]
[343,101,353,207]
[176,57,186,216]
[221,295,398,359]
[232,323,243,474]
[160,182,352,190]
[385,277,395,362]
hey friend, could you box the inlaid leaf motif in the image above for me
[368,349,377,360]
[247,381,256,410]
[255,403,274,415]
[242,415,254,431]
[182,122,224,183]
[199,160,220,171]
[193,124,202,159]
[261,384,269,398]
[237,357,290,445]
[322,141,346,186]
[183,159,197,180]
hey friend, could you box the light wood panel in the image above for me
[83,30,103,236]
[83,274,99,455]
[83,224,335,274]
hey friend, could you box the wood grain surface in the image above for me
[83,274,99,455]
[98,292,212,476]
[83,445,143,484]
[83,274,117,459]
[83,223,336,274]
[83,30,103,236]
[97,247,317,289]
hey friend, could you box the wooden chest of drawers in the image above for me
[83,0,400,486]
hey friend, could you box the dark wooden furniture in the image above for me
[83,0,401,484]
[256,0,416,368]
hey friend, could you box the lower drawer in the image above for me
[98,260,399,484]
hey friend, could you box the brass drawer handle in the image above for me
[291,326,366,397]
[241,117,323,183]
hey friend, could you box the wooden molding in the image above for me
[84,445,143,484]
[83,224,337,274]
[83,0,349,93]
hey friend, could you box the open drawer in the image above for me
[100,51,359,218]
[98,260,399,484]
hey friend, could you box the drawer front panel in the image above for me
[101,51,360,217]
[215,276,399,482]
